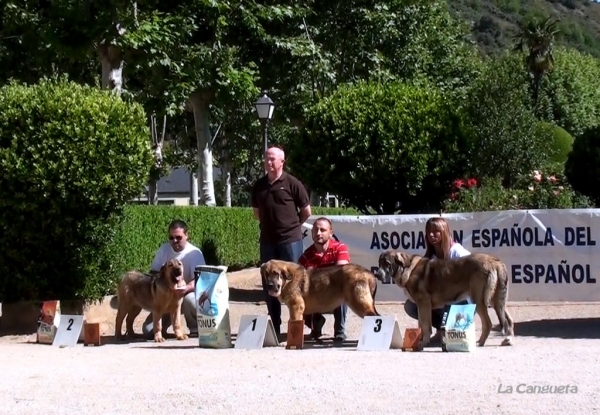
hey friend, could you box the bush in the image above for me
[104,205,359,293]
[289,80,470,214]
[0,78,154,303]
[442,167,593,213]
[565,125,600,206]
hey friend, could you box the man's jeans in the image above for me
[260,240,304,335]
[404,299,470,330]
[142,291,197,339]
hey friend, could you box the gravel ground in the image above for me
[2,299,600,415]
[1,269,599,414]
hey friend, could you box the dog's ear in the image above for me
[392,251,405,266]
[260,262,268,280]
[158,262,168,279]
[280,266,292,281]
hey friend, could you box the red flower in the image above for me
[467,178,477,188]
[453,179,465,189]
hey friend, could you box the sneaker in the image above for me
[333,332,347,343]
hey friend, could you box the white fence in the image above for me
[301,209,600,302]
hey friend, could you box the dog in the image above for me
[376,250,514,348]
[260,260,380,326]
[114,258,189,343]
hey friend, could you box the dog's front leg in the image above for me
[171,301,188,341]
[152,311,165,343]
[416,301,433,348]
[288,299,305,321]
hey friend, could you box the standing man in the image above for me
[142,219,206,340]
[298,217,350,343]
[251,146,312,337]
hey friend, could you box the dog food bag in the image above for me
[194,265,232,349]
[37,300,61,344]
[441,303,477,352]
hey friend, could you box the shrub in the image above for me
[564,125,600,206]
[289,80,470,214]
[442,167,593,213]
[534,122,574,164]
[103,205,359,294]
[0,78,154,303]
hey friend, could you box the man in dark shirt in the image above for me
[250,146,312,336]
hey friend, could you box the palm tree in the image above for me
[513,16,560,109]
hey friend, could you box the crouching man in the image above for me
[298,217,350,343]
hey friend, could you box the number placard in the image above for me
[357,316,403,351]
[52,314,84,348]
[285,320,305,350]
[234,315,279,349]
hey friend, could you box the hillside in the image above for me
[448,0,600,57]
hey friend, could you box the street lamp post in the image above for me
[254,91,275,156]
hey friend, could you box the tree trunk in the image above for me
[189,91,216,206]
[223,160,232,207]
[190,171,198,206]
[97,42,124,95]
[148,180,158,205]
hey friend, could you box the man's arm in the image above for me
[335,243,351,265]
[292,178,311,224]
[298,204,311,224]
[181,250,206,296]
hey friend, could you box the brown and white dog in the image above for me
[114,258,188,343]
[260,259,380,322]
[376,250,515,348]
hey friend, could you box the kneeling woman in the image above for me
[404,217,471,342]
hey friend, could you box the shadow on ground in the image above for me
[229,288,264,303]
[131,333,360,350]
[515,318,600,339]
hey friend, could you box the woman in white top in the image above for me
[403,217,471,342]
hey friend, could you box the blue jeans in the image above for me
[404,299,470,330]
[260,240,304,335]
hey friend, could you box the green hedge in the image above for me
[104,205,358,292]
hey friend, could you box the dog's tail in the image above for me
[109,296,119,310]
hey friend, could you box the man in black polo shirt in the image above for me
[251,146,312,336]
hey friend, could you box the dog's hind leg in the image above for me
[125,306,142,339]
[492,267,515,346]
[115,307,126,341]
[475,301,493,347]
[347,282,380,318]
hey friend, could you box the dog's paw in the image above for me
[154,335,165,343]
[476,339,486,347]
[500,337,514,346]
[176,334,189,341]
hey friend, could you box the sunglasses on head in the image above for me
[169,235,183,241]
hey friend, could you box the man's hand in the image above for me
[173,286,188,298]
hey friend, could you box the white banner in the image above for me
[301,209,600,302]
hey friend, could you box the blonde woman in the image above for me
[403,217,471,342]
